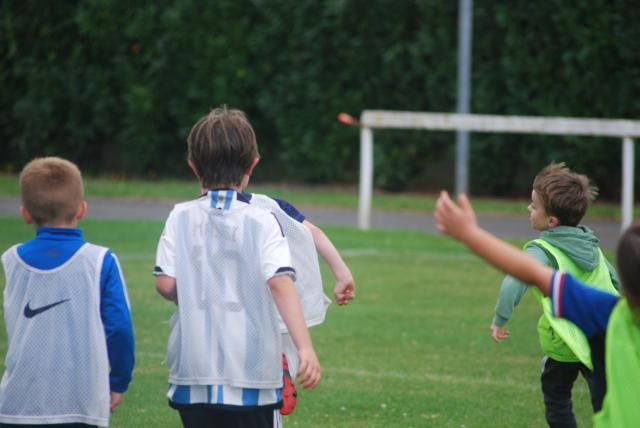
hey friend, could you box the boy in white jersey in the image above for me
[244,193,356,415]
[0,157,135,428]
[154,106,321,428]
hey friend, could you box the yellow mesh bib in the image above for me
[593,300,640,427]
[528,239,617,369]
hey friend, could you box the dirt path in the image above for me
[0,196,621,249]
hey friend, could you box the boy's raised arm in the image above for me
[434,191,554,296]
[268,274,321,389]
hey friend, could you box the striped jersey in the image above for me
[155,190,295,407]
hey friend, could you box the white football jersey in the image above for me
[0,243,110,427]
[249,194,331,331]
[156,190,294,388]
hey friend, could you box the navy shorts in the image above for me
[171,402,281,428]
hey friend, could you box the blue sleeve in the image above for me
[273,197,305,223]
[100,251,135,393]
[550,271,618,339]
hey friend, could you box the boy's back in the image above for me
[1,243,111,425]
[157,191,291,386]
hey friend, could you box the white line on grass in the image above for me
[323,366,539,392]
[340,248,477,261]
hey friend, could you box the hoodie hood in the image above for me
[539,225,601,271]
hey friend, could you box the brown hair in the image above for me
[617,221,640,309]
[19,157,84,226]
[532,162,598,226]
[187,106,258,189]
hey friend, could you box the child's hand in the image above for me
[110,392,123,412]
[296,347,321,389]
[334,273,356,305]
[434,191,478,241]
[490,323,510,343]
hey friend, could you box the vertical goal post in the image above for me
[357,110,640,232]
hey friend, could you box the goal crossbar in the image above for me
[357,110,639,232]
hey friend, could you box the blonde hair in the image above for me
[532,162,598,226]
[19,157,84,226]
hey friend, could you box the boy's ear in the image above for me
[187,159,200,179]
[244,157,260,177]
[547,215,560,228]
[19,207,33,225]
[76,201,87,221]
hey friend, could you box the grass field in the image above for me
[0,215,596,427]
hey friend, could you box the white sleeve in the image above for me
[260,213,295,281]
[154,212,177,278]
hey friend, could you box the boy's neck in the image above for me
[36,221,79,230]
[201,185,244,194]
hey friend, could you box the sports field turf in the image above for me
[0,216,595,427]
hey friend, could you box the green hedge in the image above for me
[1,1,638,199]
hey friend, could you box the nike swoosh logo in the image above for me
[24,299,70,318]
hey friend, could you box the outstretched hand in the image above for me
[434,191,478,241]
[436,190,555,296]
[490,323,510,343]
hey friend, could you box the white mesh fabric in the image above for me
[0,244,110,427]
[165,198,287,388]
[250,194,331,331]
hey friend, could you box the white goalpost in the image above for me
[357,110,640,232]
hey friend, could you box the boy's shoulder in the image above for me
[534,225,608,271]
[81,241,111,254]
[168,194,276,225]
[538,225,601,248]
[246,193,285,214]
[1,243,20,262]
[248,193,305,223]
[170,197,207,214]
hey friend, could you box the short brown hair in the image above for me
[19,157,84,226]
[532,162,598,226]
[187,106,258,189]
[616,221,640,309]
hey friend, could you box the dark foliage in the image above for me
[1,1,638,199]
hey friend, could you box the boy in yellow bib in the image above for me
[435,192,640,428]
[490,163,619,427]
